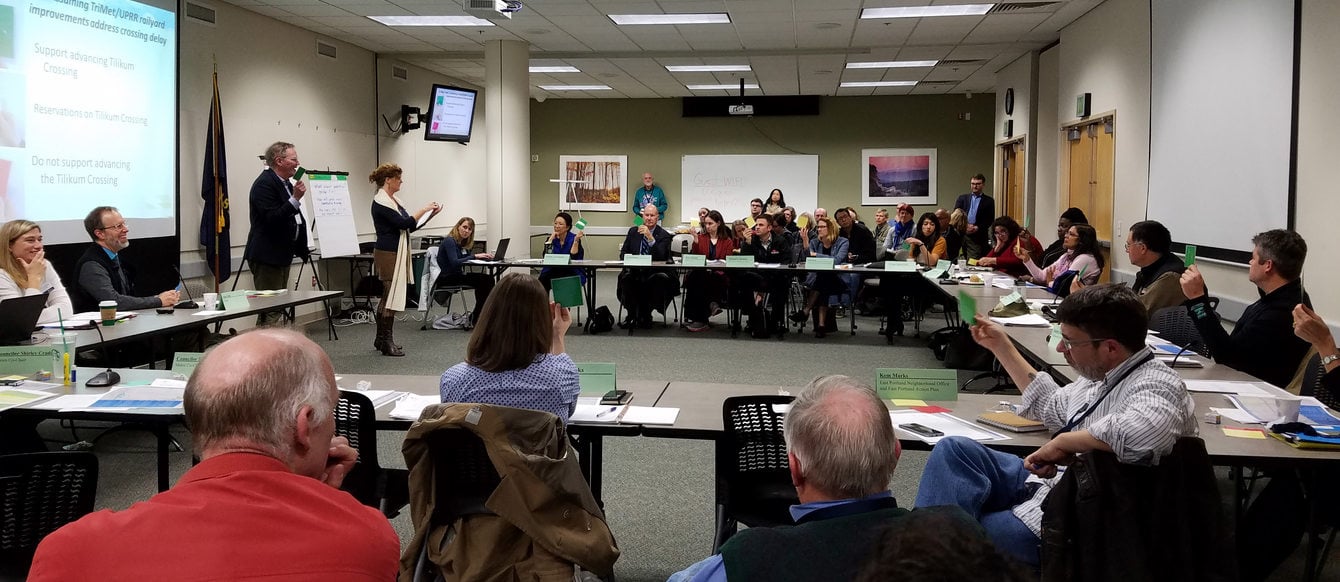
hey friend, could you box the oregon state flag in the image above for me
[200,71,230,283]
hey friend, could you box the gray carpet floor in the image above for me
[34,271,1329,581]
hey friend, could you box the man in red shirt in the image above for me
[29,329,399,581]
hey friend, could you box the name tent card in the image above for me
[937,259,951,271]
[172,352,205,377]
[576,363,617,396]
[221,291,250,311]
[726,255,756,268]
[543,254,571,266]
[682,254,707,267]
[624,254,653,266]
[876,368,958,402]
[0,347,53,377]
[884,261,917,272]
[922,267,947,280]
[804,257,834,270]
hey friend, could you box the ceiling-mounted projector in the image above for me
[464,0,514,19]
[728,104,754,116]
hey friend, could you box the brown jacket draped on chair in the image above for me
[399,403,619,581]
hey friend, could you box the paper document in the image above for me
[1210,406,1264,424]
[28,394,102,411]
[192,310,228,317]
[92,386,184,409]
[0,388,58,411]
[571,404,627,423]
[888,410,1011,445]
[991,278,1015,289]
[989,314,1051,327]
[415,211,437,229]
[354,390,406,408]
[1184,380,1275,398]
[620,406,679,425]
[149,378,187,389]
[389,394,440,420]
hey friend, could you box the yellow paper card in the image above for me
[890,399,928,407]
[745,216,756,228]
[691,219,700,228]
[968,258,979,266]
[1222,427,1267,439]
[796,215,810,229]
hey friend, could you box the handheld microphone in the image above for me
[171,266,199,309]
[84,320,121,388]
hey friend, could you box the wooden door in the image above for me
[999,140,1026,223]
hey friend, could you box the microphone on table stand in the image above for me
[171,266,199,309]
[84,318,121,388]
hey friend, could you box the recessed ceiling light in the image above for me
[860,4,993,19]
[815,22,842,29]
[840,81,918,87]
[687,84,759,90]
[538,85,612,91]
[609,13,731,25]
[814,70,834,75]
[530,66,580,73]
[666,65,751,72]
[846,60,939,69]
[368,15,495,26]
[524,28,550,35]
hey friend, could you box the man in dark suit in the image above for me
[952,174,994,260]
[617,204,676,329]
[245,141,308,324]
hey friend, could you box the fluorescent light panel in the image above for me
[609,13,731,25]
[538,85,612,91]
[530,66,580,73]
[840,81,918,88]
[368,15,494,26]
[846,60,939,69]
[687,84,759,90]
[860,4,993,19]
[666,65,751,72]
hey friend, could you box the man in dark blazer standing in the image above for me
[246,141,309,323]
[952,173,994,260]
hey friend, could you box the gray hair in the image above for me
[263,141,295,166]
[184,328,335,459]
[784,375,897,499]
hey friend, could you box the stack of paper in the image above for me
[354,390,407,408]
[989,314,1051,327]
[0,388,58,412]
[91,386,184,410]
[620,406,679,425]
[389,395,440,420]
[1185,380,1274,397]
[888,410,1011,444]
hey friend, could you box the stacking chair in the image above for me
[334,390,408,518]
[1149,306,1210,357]
[0,451,99,579]
[714,395,799,552]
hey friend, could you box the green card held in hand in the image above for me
[575,218,587,231]
[1183,244,1197,267]
[633,215,644,227]
[551,276,583,308]
[294,167,306,181]
[958,290,977,325]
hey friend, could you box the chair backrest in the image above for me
[671,233,696,257]
[721,395,795,480]
[425,428,502,524]
[1299,351,1335,405]
[1149,307,1210,356]
[335,390,382,507]
[0,451,99,576]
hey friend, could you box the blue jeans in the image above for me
[915,436,1041,566]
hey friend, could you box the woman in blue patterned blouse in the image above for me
[439,273,580,422]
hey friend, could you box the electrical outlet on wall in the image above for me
[531,154,539,162]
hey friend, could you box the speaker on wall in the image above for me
[1076,93,1092,118]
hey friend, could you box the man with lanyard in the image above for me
[634,172,668,218]
[952,173,994,260]
[915,284,1196,567]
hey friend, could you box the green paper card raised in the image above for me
[682,254,707,267]
[543,254,571,265]
[172,352,205,377]
[551,276,584,308]
[576,362,616,396]
[1183,244,1197,267]
[876,368,958,402]
[1047,323,1063,352]
[574,218,587,231]
[633,215,644,227]
[221,291,250,311]
[1000,291,1023,306]
[624,254,653,266]
[726,255,755,268]
[293,167,307,181]
[884,261,917,272]
[958,290,977,325]
[0,347,53,378]
[804,257,834,270]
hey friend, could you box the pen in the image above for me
[596,406,618,418]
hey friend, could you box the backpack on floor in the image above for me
[586,306,615,334]
[928,326,994,371]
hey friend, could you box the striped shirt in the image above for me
[1010,347,1198,536]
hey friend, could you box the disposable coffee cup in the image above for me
[48,333,77,377]
[202,293,218,310]
[99,300,118,326]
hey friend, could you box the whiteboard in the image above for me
[307,173,359,258]
[680,155,819,223]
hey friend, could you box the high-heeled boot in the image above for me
[375,314,404,356]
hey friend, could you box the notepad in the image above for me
[976,411,1047,433]
[620,406,679,425]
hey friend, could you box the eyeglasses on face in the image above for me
[98,222,128,232]
[1058,337,1109,351]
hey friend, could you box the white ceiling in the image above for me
[223,0,1104,98]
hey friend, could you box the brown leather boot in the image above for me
[375,314,404,356]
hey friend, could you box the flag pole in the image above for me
[211,64,222,294]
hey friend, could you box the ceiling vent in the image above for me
[317,40,338,59]
[392,65,409,80]
[938,59,986,67]
[987,2,1062,14]
[184,1,216,25]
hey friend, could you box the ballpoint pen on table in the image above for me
[596,406,618,418]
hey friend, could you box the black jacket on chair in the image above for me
[1040,437,1235,582]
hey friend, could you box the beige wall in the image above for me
[528,95,995,259]
[1295,0,1340,320]
[1034,46,1061,250]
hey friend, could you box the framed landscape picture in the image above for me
[862,148,937,206]
[559,155,627,212]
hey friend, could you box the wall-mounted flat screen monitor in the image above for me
[424,85,477,143]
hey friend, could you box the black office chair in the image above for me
[0,451,99,579]
[333,390,408,518]
[409,428,501,582]
[1149,306,1210,357]
[714,395,799,552]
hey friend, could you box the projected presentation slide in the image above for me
[0,0,176,244]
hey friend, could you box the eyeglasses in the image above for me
[1058,337,1109,351]
[97,222,128,232]
[1123,240,1145,250]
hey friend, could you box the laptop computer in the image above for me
[469,238,510,264]
[0,293,49,346]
